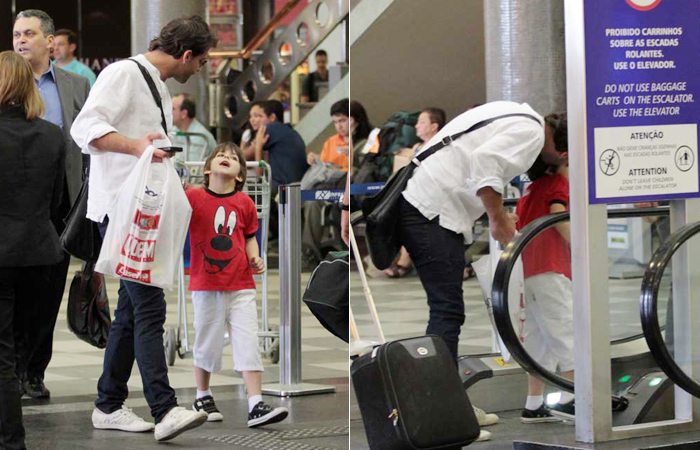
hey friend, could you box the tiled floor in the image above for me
[24,259,349,449]
[350,257,670,354]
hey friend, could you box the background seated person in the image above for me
[306,98,350,172]
[385,107,446,278]
[172,92,217,161]
[245,100,308,193]
[243,100,308,239]
[349,100,373,172]
[172,92,218,181]
[302,99,351,268]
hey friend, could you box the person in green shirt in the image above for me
[172,92,218,162]
[53,29,96,86]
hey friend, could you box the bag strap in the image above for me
[413,112,542,165]
[128,59,168,136]
[79,260,95,292]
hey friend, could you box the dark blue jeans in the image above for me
[95,219,177,423]
[398,197,466,361]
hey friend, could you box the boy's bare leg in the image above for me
[241,371,262,397]
[194,366,211,391]
[527,371,574,399]
[528,374,545,397]
[193,367,223,421]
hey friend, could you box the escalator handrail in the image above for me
[640,220,700,399]
[491,206,669,397]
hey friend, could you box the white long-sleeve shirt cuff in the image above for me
[474,176,505,195]
[83,124,118,155]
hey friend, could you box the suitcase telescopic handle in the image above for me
[349,226,386,344]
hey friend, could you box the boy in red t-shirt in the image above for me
[185,143,288,427]
[515,113,575,423]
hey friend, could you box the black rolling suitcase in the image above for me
[351,335,480,450]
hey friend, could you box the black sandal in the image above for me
[385,262,414,279]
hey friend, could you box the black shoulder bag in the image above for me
[361,113,541,270]
[60,168,102,261]
[129,58,168,135]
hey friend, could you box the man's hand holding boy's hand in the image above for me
[249,256,265,274]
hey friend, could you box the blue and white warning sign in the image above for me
[584,0,700,203]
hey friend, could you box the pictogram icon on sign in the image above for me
[675,146,694,172]
[600,149,620,176]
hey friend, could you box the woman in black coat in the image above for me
[0,50,67,450]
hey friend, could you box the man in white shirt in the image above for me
[171,92,217,163]
[71,15,215,442]
[399,101,568,361]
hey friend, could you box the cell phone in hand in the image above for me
[160,146,183,153]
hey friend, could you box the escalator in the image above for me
[641,220,700,400]
[459,206,676,426]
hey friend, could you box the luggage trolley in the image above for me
[164,160,279,366]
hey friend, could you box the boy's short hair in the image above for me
[203,142,247,190]
[545,112,568,153]
[527,112,568,181]
[330,98,349,117]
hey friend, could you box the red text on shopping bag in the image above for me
[121,234,157,263]
[116,263,151,283]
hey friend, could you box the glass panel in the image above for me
[316,2,330,27]
[241,80,256,102]
[259,61,274,84]
[278,42,293,66]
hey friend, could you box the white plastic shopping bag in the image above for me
[96,146,192,289]
[472,237,525,363]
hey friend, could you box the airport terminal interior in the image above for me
[3,0,700,449]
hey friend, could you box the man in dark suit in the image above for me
[13,9,90,399]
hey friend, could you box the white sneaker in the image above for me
[473,405,499,426]
[92,406,155,432]
[154,406,207,442]
[476,430,492,442]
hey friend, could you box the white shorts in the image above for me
[522,272,574,373]
[192,290,264,373]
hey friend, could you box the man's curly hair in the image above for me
[149,15,216,58]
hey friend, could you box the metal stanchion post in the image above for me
[262,183,336,397]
